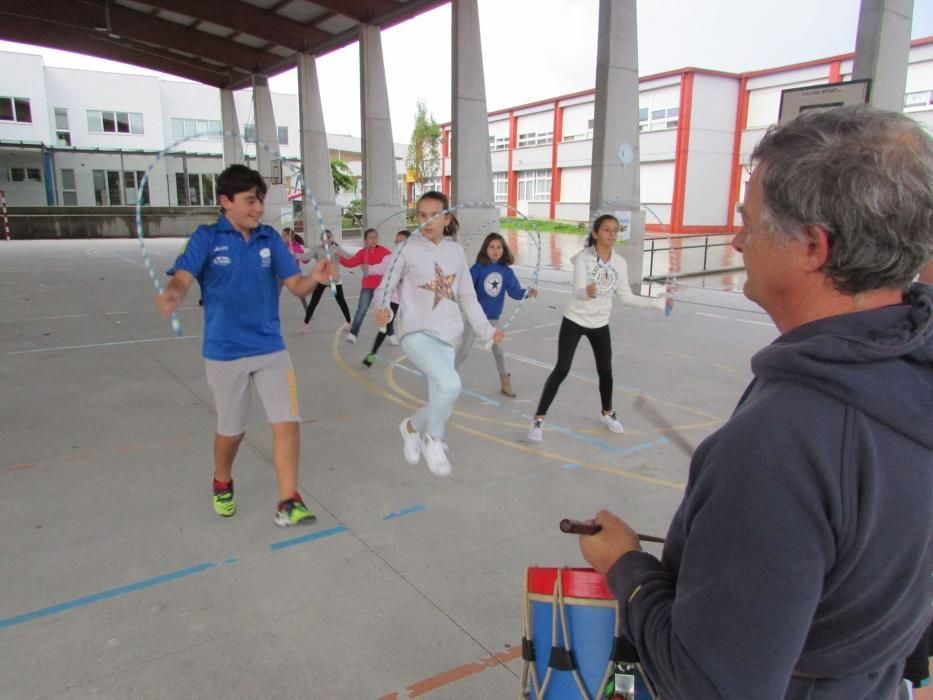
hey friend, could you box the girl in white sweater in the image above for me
[528,214,663,442]
[375,192,504,476]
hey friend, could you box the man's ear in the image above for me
[218,194,231,209]
[801,225,831,272]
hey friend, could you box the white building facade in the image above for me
[0,50,407,212]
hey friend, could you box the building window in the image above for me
[10,167,42,182]
[123,171,150,205]
[244,125,288,146]
[175,172,217,206]
[488,134,509,151]
[61,169,78,205]
[904,90,932,109]
[87,110,144,134]
[517,131,553,148]
[92,169,148,205]
[493,171,508,202]
[516,169,551,202]
[0,97,32,123]
[171,118,223,141]
[640,106,678,131]
[55,108,72,146]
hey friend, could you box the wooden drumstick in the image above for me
[559,518,665,544]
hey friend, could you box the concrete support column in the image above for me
[852,0,913,111]
[220,88,244,166]
[589,0,645,288]
[360,24,404,235]
[297,54,340,241]
[451,0,496,241]
[251,76,289,226]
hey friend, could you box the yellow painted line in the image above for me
[504,349,724,421]
[331,329,685,490]
[713,363,739,374]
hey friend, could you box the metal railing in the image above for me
[643,232,741,280]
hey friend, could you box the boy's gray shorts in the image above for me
[204,350,300,436]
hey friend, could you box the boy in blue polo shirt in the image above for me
[156,164,334,527]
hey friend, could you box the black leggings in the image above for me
[535,317,613,416]
[369,302,399,355]
[304,282,352,325]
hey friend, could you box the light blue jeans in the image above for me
[402,331,461,440]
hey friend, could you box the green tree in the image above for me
[330,158,356,195]
[405,100,441,198]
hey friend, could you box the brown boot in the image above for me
[500,373,517,398]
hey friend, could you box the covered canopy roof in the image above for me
[0,0,448,89]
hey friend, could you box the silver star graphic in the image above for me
[418,262,458,308]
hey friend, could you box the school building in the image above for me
[0,37,931,234]
[0,49,406,214]
[434,36,933,234]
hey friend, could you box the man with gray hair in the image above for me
[579,105,933,699]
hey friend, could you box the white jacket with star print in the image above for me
[376,234,495,348]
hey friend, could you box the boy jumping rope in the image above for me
[156,164,335,526]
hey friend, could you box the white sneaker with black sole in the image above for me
[600,410,624,434]
[421,435,451,477]
[528,418,544,442]
[398,418,421,465]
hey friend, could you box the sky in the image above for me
[1,0,931,143]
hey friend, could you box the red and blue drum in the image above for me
[521,567,655,700]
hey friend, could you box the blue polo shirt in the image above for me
[170,215,300,360]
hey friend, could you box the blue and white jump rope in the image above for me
[135,130,339,335]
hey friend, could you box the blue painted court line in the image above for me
[0,561,218,631]
[563,463,580,470]
[461,388,502,407]
[383,504,427,521]
[269,525,349,552]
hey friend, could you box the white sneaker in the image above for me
[388,334,400,346]
[528,418,543,442]
[600,410,624,434]
[398,418,421,465]
[345,333,357,344]
[421,435,451,477]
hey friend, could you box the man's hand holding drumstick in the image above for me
[576,511,645,575]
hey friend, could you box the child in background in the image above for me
[301,229,353,333]
[340,228,391,343]
[362,230,410,367]
[455,232,536,397]
[374,192,504,476]
[285,230,310,313]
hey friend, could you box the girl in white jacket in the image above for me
[375,192,504,476]
[528,214,663,441]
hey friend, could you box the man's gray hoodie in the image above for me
[608,284,933,699]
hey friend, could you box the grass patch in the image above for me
[499,217,584,234]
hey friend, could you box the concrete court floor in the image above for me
[0,237,771,699]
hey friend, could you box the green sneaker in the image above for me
[213,487,237,517]
[362,353,376,367]
[274,497,317,527]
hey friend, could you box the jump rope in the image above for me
[374,203,544,351]
[135,129,340,336]
[137,134,673,340]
